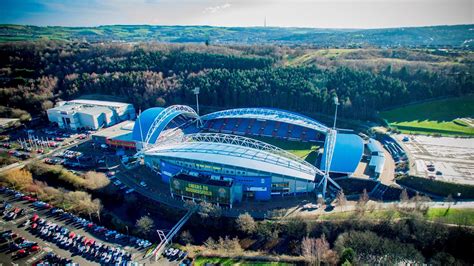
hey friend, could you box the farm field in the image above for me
[381,95,474,136]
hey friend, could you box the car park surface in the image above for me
[0,187,149,265]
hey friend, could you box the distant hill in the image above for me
[0,24,473,48]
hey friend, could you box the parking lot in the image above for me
[0,188,150,265]
[396,134,474,185]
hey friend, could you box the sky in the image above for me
[1,0,473,29]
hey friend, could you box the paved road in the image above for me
[0,192,144,265]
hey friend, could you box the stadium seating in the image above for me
[236,119,250,134]
[222,118,237,133]
[251,120,264,135]
[277,123,289,138]
[263,121,275,136]
[291,125,303,140]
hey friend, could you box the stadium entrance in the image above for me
[170,174,243,208]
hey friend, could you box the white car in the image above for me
[125,188,135,194]
[139,181,147,187]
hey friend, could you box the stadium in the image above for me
[132,105,364,207]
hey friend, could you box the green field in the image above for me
[426,208,474,226]
[250,136,320,162]
[318,207,474,226]
[194,257,294,266]
[380,95,474,136]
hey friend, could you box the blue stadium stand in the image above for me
[291,125,303,140]
[251,120,264,136]
[222,118,236,133]
[320,133,364,175]
[278,123,289,138]
[263,121,275,136]
[236,119,249,135]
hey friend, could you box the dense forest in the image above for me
[0,41,472,122]
[1,24,473,48]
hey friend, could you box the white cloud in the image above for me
[203,3,231,14]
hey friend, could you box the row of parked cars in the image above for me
[0,230,42,260]
[1,186,152,248]
[33,252,77,266]
[29,214,135,265]
[164,247,189,262]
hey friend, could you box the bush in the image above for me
[0,168,33,190]
[397,175,474,199]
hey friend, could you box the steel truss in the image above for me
[144,105,199,145]
[200,108,329,134]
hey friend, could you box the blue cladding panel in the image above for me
[321,133,364,174]
[160,160,182,183]
[132,107,164,142]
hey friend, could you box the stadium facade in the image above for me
[132,105,363,205]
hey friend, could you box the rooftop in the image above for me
[92,120,135,139]
[369,155,385,174]
[69,99,132,108]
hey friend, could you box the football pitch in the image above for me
[380,95,474,136]
[250,136,321,163]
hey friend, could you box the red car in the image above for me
[21,196,37,202]
[29,245,40,252]
[31,214,39,222]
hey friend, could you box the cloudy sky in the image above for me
[1,0,472,28]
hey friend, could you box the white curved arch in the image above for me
[149,132,325,178]
[144,105,199,144]
[200,108,329,134]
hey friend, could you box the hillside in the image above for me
[0,24,473,48]
[381,95,474,136]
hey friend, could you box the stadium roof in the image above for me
[200,108,329,134]
[367,139,384,155]
[145,133,324,181]
[132,105,198,144]
[369,155,385,174]
[320,133,364,174]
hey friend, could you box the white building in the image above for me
[47,99,135,130]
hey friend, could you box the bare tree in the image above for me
[336,190,347,211]
[235,212,256,235]
[135,215,155,237]
[84,171,110,190]
[301,234,335,265]
[400,188,409,203]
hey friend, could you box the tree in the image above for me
[235,212,256,235]
[356,189,369,212]
[301,234,337,265]
[180,230,194,245]
[84,171,110,190]
[198,201,222,219]
[317,196,326,209]
[336,190,347,211]
[445,194,454,211]
[0,169,33,190]
[400,188,409,203]
[135,215,155,237]
[341,248,356,264]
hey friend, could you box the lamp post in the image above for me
[333,95,340,130]
[193,87,200,116]
[193,87,202,127]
